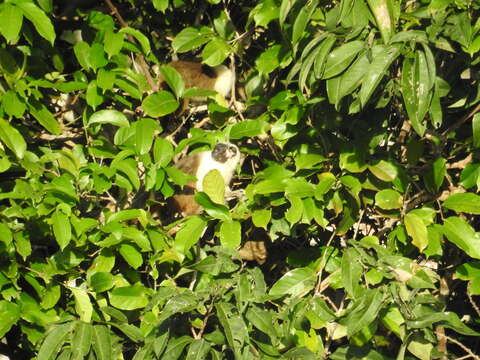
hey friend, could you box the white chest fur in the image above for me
[213,65,234,98]
[195,150,239,192]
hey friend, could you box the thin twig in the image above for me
[103,0,158,91]
[468,292,480,317]
[442,103,480,136]
[436,330,480,360]
[314,231,336,295]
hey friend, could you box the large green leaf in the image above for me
[0,300,20,338]
[322,41,364,79]
[366,0,394,43]
[0,4,23,43]
[0,118,26,159]
[443,192,480,214]
[142,91,179,117]
[172,27,211,53]
[159,65,185,98]
[442,217,480,259]
[16,1,55,44]
[174,216,207,256]
[37,323,74,360]
[404,212,428,252]
[109,284,149,310]
[269,267,316,297]
[71,321,93,360]
[359,44,402,107]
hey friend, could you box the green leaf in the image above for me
[327,51,369,107]
[375,189,403,210]
[2,90,26,118]
[52,209,72,250]
[135,118,160,155]
[159,65,185,98]
[229,118,268,139]
[216,303,247,356]
[256,45,283,75]
[342,248,363,298]
[152,0,169,12]
[269,267,316,297]
[404,212,428,252]
[109,323,144,342]
[186,339,211,359]
[16,1,55,44]
[366,0,394,43]
[118,244,143,269]
[194,192,231,220]
[111,158,140,190]
[37,323,74,360]
[368,159,398,182]
[285,177,316,198]
[285,196,303,224]
[246,305,277,338]
[119,27,151,55]
[292,0,318,46]
[89,43,108,71]
[28,99,61,135]
[279,0,298,27]
[74,41,90,69]
[251,0,280,27]
[473,113,480,148]
[359,44,402,107]
[71,321,93,360]
[142,91,179,117]
[90,272,114,293]
[442,217,480,259]
[455,262,480,280]
[109,284,149,310]
[92,325,112,360]
[252,209,271,229]
[407,311,480,336]
[104,31,124,58]
[201,38,230,66]
[0,300,20,338]
[86,81,104,109]
[163,336,193,359]
[401,50,433,136]
[202,169,225,204]
[0,4,23,43]
[443,192,480,214]
[313,34,337,79]
[0,223,13,246]
[322,41,364,79]
[172,27,211,53]
[174,216,207,255]
[343,288,384,336]
[219,220,241,248]
[423,157,446,193]
[0,118,27,159]
[71,288,93,323]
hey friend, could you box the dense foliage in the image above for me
[0,0,479,359]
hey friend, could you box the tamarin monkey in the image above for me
[159,61,234,103]
[169,142,240,216]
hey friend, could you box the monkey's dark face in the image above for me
[211,143,238,163]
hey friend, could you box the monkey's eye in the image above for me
[229,146,237,154]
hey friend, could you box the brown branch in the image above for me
[435,330,480,360]
[468,292,480,318]
[103,0,158,91]
[442,102,480,136]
